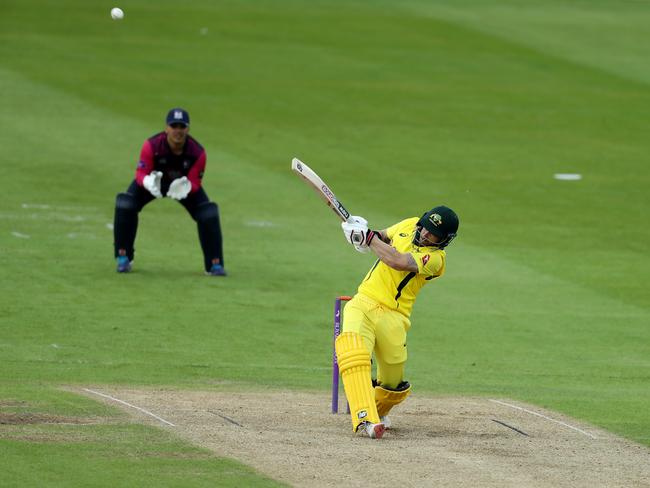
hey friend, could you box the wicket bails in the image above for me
[332,295,352,414]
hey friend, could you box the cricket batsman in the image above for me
[337,206,459,439]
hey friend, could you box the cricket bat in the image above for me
[291,158,353,223]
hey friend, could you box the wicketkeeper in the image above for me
[113,108,225,275]
[337,206,459,439]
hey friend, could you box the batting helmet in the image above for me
[414,205,459,249]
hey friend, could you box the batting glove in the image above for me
[350,229,380,250]
[341,216,368,246]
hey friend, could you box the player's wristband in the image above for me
[366,230,379,245]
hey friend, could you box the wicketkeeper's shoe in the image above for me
[206,263,227,276]
[116,256,132,273]
[380,416,392,429]
[361,421,386,439]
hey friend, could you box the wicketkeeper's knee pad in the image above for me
[115,192,137,211]
[335,332,380,431]
[375,381,411,417]
[196,201,219,222]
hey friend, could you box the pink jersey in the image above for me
[135,132,206,194]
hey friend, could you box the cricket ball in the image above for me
[110,7,124,20]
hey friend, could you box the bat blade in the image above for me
[291,158,352,222]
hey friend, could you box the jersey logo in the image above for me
[422,255,430,266]
[428,213,443,226]
[399,233,408,237]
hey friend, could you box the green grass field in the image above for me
[1,0,649,485]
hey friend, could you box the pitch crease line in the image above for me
[83,388,175,427]
[489,399,596,439]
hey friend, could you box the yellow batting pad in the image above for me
[375,382,412,417]
[335,332,380,431]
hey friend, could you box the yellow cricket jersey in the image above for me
[357,217,446,317]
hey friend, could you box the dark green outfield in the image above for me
[1,0,649,485]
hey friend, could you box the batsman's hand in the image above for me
[342,216,368,246]
[354,243,371,253]
[342,216,379,253]
[143,171,163,198]
[167,176,192,200]
[351,229,380,252]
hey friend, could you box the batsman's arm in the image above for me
[368,232,418,272]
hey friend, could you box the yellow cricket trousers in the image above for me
[342,293,410,389]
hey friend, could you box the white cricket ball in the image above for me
[110,7,124,20]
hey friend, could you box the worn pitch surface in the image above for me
[80,388,650,488]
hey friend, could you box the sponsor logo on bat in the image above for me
[336,203,350,219]
[321,184,335,200]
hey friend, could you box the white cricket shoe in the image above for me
[380,416,392,429]
[362,421,386,439]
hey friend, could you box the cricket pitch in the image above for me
[79,387,650,488]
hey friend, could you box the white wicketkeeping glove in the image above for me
[167,176,192,200]
[143,171,163,198]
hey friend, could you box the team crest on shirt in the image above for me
[422,255,430,266]
[428,213,443,227]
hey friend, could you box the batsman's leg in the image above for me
[373,308,410,425]
[375,381,412,418]
[335,332,383,437]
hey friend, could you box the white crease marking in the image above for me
[83,388,175,427]
[490,399,597,439]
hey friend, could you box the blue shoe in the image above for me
[207,263,227,276]
[116,256,132,273]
